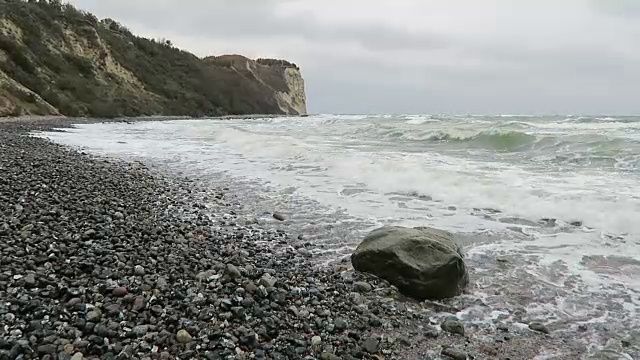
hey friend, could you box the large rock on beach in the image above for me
[351,226,469,300]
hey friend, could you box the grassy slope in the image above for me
[0,0,295,117]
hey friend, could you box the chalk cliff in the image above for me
[0,0,307,117]
[204,55,307,116]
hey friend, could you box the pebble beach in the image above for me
[0,118,613,360]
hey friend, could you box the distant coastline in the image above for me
[0,113,310,123]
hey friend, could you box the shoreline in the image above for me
[1,119,585,359]
[0,114,303,125]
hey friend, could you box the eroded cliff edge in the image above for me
[204,55,307,117]
[0,0,307,117]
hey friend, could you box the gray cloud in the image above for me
[70,0,448,53]
[68,0,640,114]
[591,0,640,17]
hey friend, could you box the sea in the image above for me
[38,114,640,359]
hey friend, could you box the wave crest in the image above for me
[376,128,539,151]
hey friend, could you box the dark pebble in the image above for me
[529,322,550,334]
[353,281,372,293]
[112,287,128,297]
[334,317,348,331]
[442,319,465,336]
[362,337,379,354]
[37,344,57,355]
[424,325,439,338]
[442,347,468,360]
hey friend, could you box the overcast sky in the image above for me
[67,0,640,115]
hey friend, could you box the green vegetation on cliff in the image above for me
[0,0,306,117]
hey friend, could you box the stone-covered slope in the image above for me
[0,0,307,117]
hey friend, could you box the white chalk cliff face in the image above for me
[275,67,307,116]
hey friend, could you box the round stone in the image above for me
[311,336,322,346]
[112,287,128,297]
[176,329,192,343]
[134,265,145,276]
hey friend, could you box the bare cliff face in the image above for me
[0,0,307,117]
[279,67,307,115]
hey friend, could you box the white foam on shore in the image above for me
[36,118,640,273]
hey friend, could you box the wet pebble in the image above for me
[362,337,379,354]
[442,347,468,360]
[442,318,465,336]
[529,322,550,334]
[353,281,372,293]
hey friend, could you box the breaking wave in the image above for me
[426,130,538,151]
[374,128,540,151]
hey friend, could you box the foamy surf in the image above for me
[36,114,640,358]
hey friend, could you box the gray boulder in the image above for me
[351,226,468,300]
